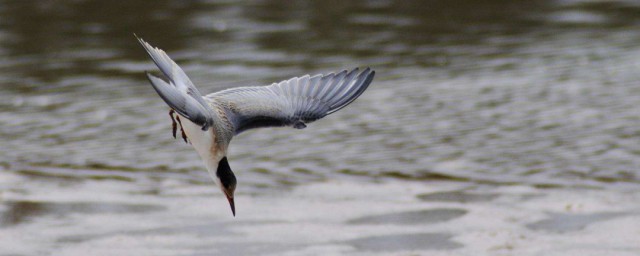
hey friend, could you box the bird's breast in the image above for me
[180,117,221,159]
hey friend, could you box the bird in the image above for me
[137,36,375,216]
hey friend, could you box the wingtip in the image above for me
[137,37,151,49]
[360,67,374,80]
[362,67,375,84]
[143,70,154,79]
[353,67,373,77]
[135,35,159,54]
[144,71,168,85]
[134,33,146,45]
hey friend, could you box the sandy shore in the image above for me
[1,169,638,256]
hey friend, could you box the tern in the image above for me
[137,37,375,216]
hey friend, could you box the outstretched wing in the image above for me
[207,68,375,135]
[137,36,214,131]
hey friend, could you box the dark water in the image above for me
[2,1,640,255]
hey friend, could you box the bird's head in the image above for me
[216,156,237,216]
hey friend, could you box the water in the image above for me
[2,0,640,255]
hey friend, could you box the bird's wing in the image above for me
[137,36,214,130]
[207,68,375,135]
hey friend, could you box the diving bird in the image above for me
[137,37,375,216]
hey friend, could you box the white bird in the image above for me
[137,36,375,216]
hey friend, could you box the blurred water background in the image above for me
[1,0,640,255]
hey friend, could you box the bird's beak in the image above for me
[226,194,235,216]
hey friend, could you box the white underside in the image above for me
[179,117,223,188]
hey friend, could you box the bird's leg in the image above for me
[175,115,189,144]
[169,109,177,139]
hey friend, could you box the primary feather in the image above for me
[206,68,375,135]
[137,36,214,130]
[138,36,375,139]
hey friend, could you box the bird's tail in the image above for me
[136,35,214,130]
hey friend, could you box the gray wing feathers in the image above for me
[137,36,214,130]
[328,68,375,114]
[145,72,212,129]
[209,67,375,134]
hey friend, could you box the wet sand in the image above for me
[2,166,639,256]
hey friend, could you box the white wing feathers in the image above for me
[207,67,375,135]
[138,36,375,136]
[137,36,214,131]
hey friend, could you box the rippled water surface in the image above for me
[2,1,640,255]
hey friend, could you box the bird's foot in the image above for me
[169,109,177,139]
[174,115,190,144]
[293,121,307,129]
[169,109,189,144]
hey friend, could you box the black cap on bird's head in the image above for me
[217,157,237,216]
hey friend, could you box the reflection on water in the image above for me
[526,211,629,232]
[2,0,640,255]
[417,190,498,203]
[347,208,467,225]
[348,233,462,251]
[0,201,165,226]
